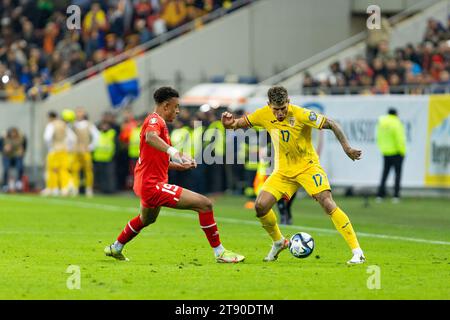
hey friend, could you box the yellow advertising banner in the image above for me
[425,95,450,187]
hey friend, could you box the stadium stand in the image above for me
[302,17,450,95]
[0,0,247,101]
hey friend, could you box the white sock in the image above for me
[213,244,225,256]
[352,248,363,256]
[113,240,124,251]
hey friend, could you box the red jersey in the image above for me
[133,112,171,196]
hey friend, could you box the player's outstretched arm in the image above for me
[322,118,362,161]
[145,131,183,163]
[221,112,250,130]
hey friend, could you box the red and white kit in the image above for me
[133,112,183,208]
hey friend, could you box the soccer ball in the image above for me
[289,232,314,259]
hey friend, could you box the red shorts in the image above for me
[137,182,183,209]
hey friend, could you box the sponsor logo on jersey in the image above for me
[309,111,317,122]
[289,117,295,127]
[150,117,158,124]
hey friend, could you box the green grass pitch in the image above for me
[0,193,449,299]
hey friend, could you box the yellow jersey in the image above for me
[244,104,326,177]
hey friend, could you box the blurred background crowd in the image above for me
[0,0,240,101]
[3,1,449,101]
[302,17,450,95]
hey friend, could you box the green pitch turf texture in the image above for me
[0,193,449,300]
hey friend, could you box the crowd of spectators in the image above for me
[0,0,242,102]
[303,17,450,95]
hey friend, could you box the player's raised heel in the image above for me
[347,253,366,265]
[263,238,289,262]
[104,245,129,261]
[216,249,245,263]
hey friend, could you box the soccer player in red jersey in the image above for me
[105,87,245,263]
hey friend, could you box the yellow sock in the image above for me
[46,154,57,189]
[330,207,360,250]
[85,167,94,188]
[259,209,283,242]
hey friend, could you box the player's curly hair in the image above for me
[268,86,289,106]
[153,86,179,104]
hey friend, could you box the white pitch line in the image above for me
[2,195,450,246]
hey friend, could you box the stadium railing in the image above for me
[301,83,450,95]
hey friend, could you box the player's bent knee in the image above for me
[140,215,157,226]
[325,198,337,214]
[140,209,159,226]
[198,196,213,213]
[254,200,269,217]
[324,202,337,215]
[315,191,336,215]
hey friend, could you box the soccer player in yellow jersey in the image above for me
[73,107,99,197]
[42,111,77,197]
[221,86,366,264]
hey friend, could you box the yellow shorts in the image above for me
[71,152,93,172]
[261,164,331,200]
[47,151,70,171]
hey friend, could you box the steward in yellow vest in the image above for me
[94,126,116,163]
[93,121,117,194]
[376,108,407,200]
